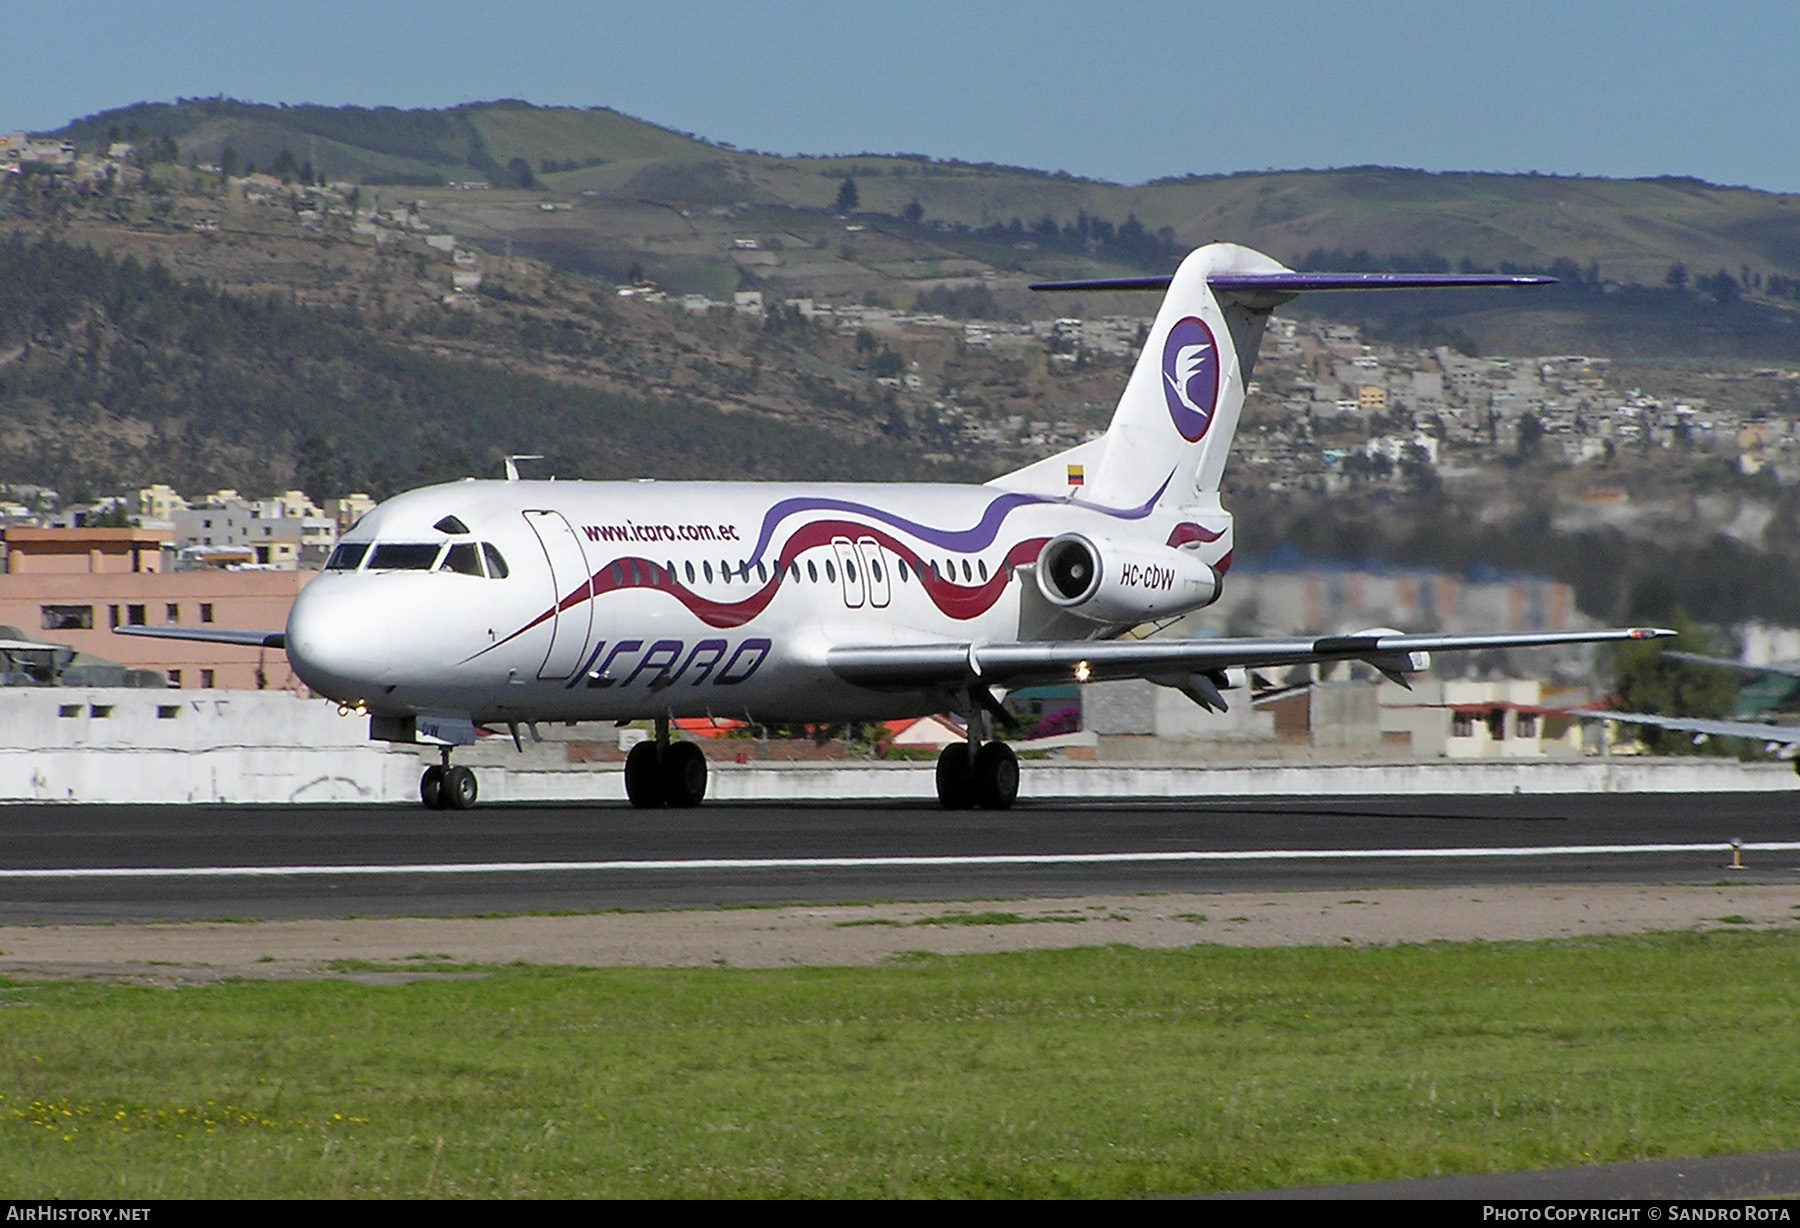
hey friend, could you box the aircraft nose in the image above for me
[285,579,393,701]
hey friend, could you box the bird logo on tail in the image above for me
[1159,316,1220,442]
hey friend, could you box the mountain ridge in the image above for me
[39,98,1800,288]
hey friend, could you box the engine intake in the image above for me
[1037,532,1221,624]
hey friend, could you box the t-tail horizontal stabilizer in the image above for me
[1029,272,1557,294]
[999,244,1559,510]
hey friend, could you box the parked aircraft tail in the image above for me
[997,244,1551,510]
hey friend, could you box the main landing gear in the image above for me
[420,747,478,811]
[935,738,1019,810]
[624,716,709,809]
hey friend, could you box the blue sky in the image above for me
[10,1,1800,192]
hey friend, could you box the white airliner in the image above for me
[119,242,1671,810]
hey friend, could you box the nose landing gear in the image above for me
[624,716,710,808]
[420,749,479,811]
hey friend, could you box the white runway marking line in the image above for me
[5,842,1800,879]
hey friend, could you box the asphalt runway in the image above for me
[2,791,1797,923]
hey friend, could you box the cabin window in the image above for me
[961,559,973,583]
[369,543,442,570]
[807,560,818,582]
[609,563,623,585]
[977,560,989,581]
[703,561,714,582]
[685,560,696,584]
[844,560,857,583]
[41,605,93,631]
[433,515,470,535]
[663,561,674,583]
[441,543,483,576]
[825,559,837,582]
[629,560,642,585]
[325,542,368,571]
[898,560,909,582]
[720,559,731,581]
[756,562,767,583]
[869,559,882,583]
[481,544,509,579]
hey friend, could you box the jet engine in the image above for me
[1036,532,1221,624]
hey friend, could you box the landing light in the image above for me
[1075,660,1091,682]
[337,700,369,717]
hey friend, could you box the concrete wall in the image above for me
[0,689,1793,805]
[0,688,409,804]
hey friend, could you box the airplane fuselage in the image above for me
[285,478,1235,726]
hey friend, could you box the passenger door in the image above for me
[830,536,866,609]
[522,510,593,680]
[856,537,891,608]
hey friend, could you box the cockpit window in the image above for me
[325,542,368,571]
[441,542,483,576]
[434,515,471,535]
[481,542,510,579]
[368,543,443,571]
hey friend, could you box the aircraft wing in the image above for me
[1662,651,1800,680]
[1571,709,1800,746]
[829,627,1671,691]
[112,626,286,649]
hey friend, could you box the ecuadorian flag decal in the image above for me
[1067,464,1084,487]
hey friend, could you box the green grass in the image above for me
[5,932,1800,1197]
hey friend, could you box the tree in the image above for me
[1665,261,1688,293]
[835,175,858,213]
[1608,613,1738,755]
[1517,412,1545,459]
[902,198,923,225]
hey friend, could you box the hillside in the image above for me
[0,230,994,499]
[50,99,1800,292]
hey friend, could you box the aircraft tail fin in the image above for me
[1006,244,1551,510]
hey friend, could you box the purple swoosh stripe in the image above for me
[746,472,1173,564]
